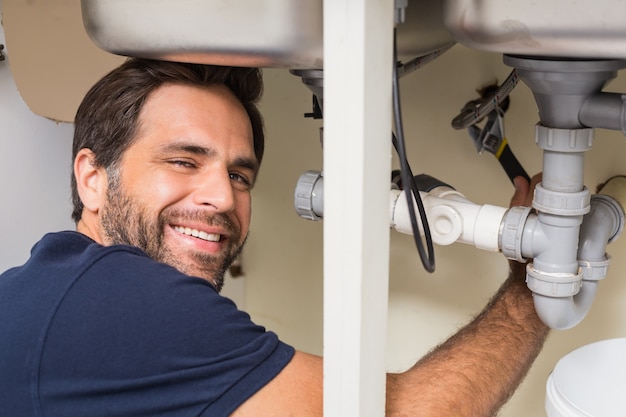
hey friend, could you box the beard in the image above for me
[100,176,245,292]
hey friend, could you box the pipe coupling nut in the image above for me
[579,255,611,281]
[533,184,590,216]
[500,206,533,262]
[526,263,582,297]
[535,125,594,152]
[294,170,323,221]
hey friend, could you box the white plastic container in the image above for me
[546,338,626,417]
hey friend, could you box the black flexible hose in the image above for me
[392,29,435,273]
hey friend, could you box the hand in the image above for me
[510,173,542,208]
[508,173,541,272]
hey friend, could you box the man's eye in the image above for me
[230,172,251,187]
[169,160,196,168]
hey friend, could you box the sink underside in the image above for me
[81,0,455,69]
[82,0,626,68]
[443,0,626,59]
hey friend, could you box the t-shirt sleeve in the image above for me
[37,249,295,417]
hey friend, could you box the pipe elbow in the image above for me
[533,280,599,330]
[527,190,622,330]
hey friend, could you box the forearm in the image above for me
[386,262,549,417]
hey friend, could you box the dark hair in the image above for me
[71,58,265,223]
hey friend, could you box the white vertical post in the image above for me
[323,0,394,416]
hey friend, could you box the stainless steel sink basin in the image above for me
[443,0,626,59]
[81,0,455,69]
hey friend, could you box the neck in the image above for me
[76,214,105,245]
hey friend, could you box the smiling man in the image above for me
[0,58,548,417]
[76,81,257,292]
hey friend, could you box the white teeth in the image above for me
[174,226,220,242]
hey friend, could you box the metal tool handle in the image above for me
[495,138,531,184]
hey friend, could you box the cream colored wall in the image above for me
[5,1,626,415]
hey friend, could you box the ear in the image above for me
[74,148,108,215]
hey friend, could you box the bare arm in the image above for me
[386,175,548,416]
[386,261,548,416]
[234,175,548,417]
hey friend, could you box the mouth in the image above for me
[172,225,222,242]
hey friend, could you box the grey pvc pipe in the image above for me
[579,92,626,134]
[530,126,589,329]
[533,194,623,330]
[533,283,599,330]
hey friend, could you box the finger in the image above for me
[530,173,542,190]
[510,176,530,207]
[526,173,542,206]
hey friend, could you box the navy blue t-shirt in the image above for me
[0,231,295,416]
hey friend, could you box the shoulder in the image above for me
[37,233,295,416]
[44,231,278,356]
[40,231,187,289]
[30,230,148,271]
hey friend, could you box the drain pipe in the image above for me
[532,184,625,329]
[579,93,626,135]
[503,55,626,329]
[294,56,626,331]
[295,171,510,251]
[388,175,508,250]
[524,125,592,330]
[295,169,624,330]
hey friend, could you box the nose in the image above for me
[193,169,235,213]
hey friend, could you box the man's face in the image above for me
[99,83,258,291]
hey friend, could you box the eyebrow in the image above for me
[161,142,259,173]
